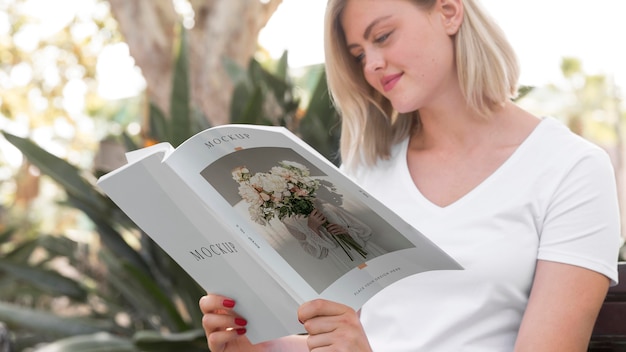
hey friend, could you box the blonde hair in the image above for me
[324,0,520,170]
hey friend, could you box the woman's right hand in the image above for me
[199,294,256,352]
[307,209,327,233]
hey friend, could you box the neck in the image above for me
[411,101,516,151]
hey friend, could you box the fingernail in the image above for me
[235,318,247,326]
[236,328,247,335]
[223,299,235,308]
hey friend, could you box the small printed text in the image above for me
[353,267,402,296]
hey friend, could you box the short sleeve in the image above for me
[538,148,621,285]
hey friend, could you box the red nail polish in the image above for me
[223,299,235,308]
[235,318,247,326]
[236,328,247,335]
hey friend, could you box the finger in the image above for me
[327,225,345,235]
[199,294,237,314]
[201,311,246,334]
[305,332,334,350]
[206,328,248,352]
[298,299,350,323]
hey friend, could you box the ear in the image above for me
[438,0,464,35]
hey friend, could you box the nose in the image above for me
[363,49,385,74]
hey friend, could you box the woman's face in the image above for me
[340,0,459,114]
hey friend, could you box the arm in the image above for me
[514,260,609,352]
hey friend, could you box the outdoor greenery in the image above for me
[0,18,340,350]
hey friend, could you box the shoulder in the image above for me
[535,117,609,154]
[513,117,617,210]
[525,117,614,174]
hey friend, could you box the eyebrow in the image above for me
[346,15,392,50]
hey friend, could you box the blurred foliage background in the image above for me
[0,0,623,351]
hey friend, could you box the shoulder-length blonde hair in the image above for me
[324,0,520,170]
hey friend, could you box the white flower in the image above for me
[232,166,250,182]
[257,173,288,194]
[238,184,262,205]
[248,206,266,225]
[270,166,290,178]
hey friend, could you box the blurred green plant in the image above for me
[225,51,341,164]
[0,26,206,351]
[0,24,340,351]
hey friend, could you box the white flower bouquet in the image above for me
[232,160,366,260]
[232,160,320,225]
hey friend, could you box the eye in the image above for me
[374,31,392,44]
[354,52,365,63]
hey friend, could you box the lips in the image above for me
[381,73,403,92]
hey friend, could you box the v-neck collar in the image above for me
[398,117,551,212]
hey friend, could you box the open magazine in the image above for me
[96,124,462,343]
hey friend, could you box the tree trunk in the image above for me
[107,0,177,121]
[107,0,282,126]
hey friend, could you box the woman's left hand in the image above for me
[325,223,349,235]
[297,299,372,352]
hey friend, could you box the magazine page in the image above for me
[97,150,305,343]
[124,142,174,164]
[163,124,462,310]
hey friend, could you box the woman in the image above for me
[200,0,621,351]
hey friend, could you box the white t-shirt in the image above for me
[349,117,621,352]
